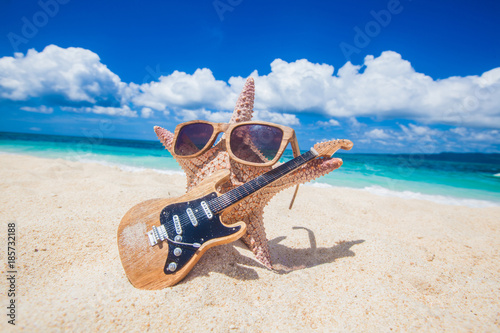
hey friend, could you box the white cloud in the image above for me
[466,129,500,143]
[348,117,364,130]
[141,107,153,118]
[229,59,336,113]
[407,124,433,136]
[174,108,232,123]
[399,123,440,140]
[20,105,53,114]
[450,127,467,136]
[229,52,500,128]
[132,68,237,111]
[156,106,299,127]
[253,110,300,126]
[350,120,500,153]
[1,45,500,131]
[0,45,125,107]
[60,105,137,117]
[316,119,340,127]
[366,128,391,140]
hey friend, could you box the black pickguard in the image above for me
[159,192,241,275]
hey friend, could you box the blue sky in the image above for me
[0,0,499,153]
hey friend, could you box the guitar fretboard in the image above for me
[208,150,317,213]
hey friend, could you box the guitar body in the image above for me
[117,169,246,290]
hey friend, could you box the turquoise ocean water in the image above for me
[1,131,499,207]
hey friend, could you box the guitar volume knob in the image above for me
[168,262,177,272]
[174,248,182,256]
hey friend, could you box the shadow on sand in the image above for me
[187,226,365,283]
[269,227,365,274]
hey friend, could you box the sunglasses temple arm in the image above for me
[289,133,301,210]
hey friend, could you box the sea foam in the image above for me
[305,182,499,207]
[307,182,333,188]
[362,185,499,208]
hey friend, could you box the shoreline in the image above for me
[2,150,499,208]
[0,153,499,331]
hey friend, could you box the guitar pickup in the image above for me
[200,201,213,219]
[186,208,198,226]
[147,224,168,247]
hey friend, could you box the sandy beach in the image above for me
[1,154,499,332]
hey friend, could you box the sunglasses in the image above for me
[172,120,301,167]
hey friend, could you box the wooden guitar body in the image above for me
[117,169,246,290]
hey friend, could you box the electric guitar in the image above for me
[117,139,353,289]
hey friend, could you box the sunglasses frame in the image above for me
[171,120,301,167]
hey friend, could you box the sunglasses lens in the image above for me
[174,123,214,156]
[230,124,283,164]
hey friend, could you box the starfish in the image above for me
[154,78,343,268]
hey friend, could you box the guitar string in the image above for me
[165,205,212,237]
[162,150,317,234]
[210,150,316,213]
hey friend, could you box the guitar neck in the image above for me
[209,149,318,213]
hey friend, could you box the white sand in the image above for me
[1,154,499,332]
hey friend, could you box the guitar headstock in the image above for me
[313,139,353,157]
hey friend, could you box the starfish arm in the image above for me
[223,200,272,269]
[241,214,272,269]
[154,126,175,152]
[229,77,255,124]
[153,126,223,190]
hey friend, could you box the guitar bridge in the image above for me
[147,224,168,246]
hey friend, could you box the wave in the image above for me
[362,185,499,208]
[306,182,333,188]
[306,183,499,207]
[494,173,500,177]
